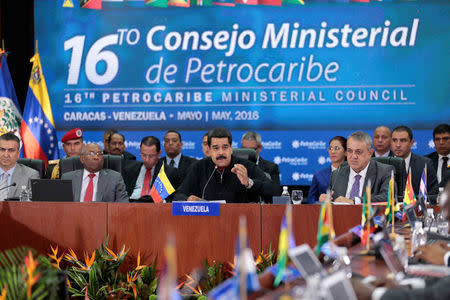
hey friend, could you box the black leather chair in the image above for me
[17,158,46,178]
[59,155,122,176]
[372,156,406,201]
[232,148,257,164]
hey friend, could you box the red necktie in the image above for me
[140,168,152,197]
[84,173,96,202]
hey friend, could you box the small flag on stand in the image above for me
[361,182,372,247]
[150,165,175,203]
[384,171,400,234]
[316,193,335,255]
[20,44,60,164]
[259,0,281,5]
[158,234,182,300]
[212,0,235,6]
[418,165,427,206]
[282,0,304,5]
[62,0,74,7]
[80,0,102,9]
[273,205,296,287]
[402,169,416,221]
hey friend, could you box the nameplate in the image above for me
[172,202,220,216]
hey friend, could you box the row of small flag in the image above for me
[64,0,419,10]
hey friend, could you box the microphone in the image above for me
[0,182,16,192]
[202,165,218,200]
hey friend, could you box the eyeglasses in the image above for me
[328,146,343,152]
[141,153,158,159]
[84,151,104,157]
[0,147,18,154]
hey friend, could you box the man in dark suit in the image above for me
[124,136,179,201]
[372,125,394,157]
[241,131,281,202]
[161,130,197,183]
[329,131,394,203]
[61,143,128,202]
[426,123,450,188]
[392,125,439,201]
[107,131,136,161]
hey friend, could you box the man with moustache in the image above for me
[107,131,136,161]
[174,128,279,203]
[372,126,394,157]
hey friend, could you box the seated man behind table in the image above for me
[392,125,439,202]
[328,131,395,204]
[0,133,39,200]
[46,128,85,179]
[61,143,129,202]
[173,127,279,203]
[124,136,180,200]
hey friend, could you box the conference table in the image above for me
[1,202,370,276]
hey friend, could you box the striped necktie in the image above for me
[0,173,10,201]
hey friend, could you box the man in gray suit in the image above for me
[0,133,39,200]
[61,143,128,203]
[327,131,395,204]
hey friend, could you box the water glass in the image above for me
[291,190,303,205]
[438,221,449,237]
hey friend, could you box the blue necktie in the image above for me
[349,174,361,199]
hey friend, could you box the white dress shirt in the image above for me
[404,152,412,173]
[345,162,370,200]
[166,153,181,169]
[80,169,99,202]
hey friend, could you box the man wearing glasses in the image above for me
[125,136,179,201]
[0,133,39,201]
[61,143,128,202]
[426,123,450,188]
[329,131,394,204]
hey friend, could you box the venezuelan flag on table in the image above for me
[20,51,59,164]
[316,200,335,255]
[150,165,175,203]
[0,51,22,136]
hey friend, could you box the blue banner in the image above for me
[35,2,449,131]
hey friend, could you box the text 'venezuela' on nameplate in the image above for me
[172,202,221,216]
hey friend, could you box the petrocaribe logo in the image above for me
[31,64,41,85]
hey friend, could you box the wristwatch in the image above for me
[246,178,254,189]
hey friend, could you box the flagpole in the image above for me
[326,191,335,258]
[366,185,371,252]
[285,204,292,291]
[391,171,395,236]
[239,216,247,300]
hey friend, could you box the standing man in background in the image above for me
[426,124,450,188]
[372,126,393,157]
[161,130,197,182]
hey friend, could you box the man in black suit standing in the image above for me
[426,124,450,188]
[124,136,179,201]
[161,130,197,183]
[328,131,394,203]
[372,126,394,157]
[392,125,439,201]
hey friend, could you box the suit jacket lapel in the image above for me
[96,170,106,202]
[334,165,350,198]
[8,165,20,198]
[73,170,83,202]
[363,161,376,191]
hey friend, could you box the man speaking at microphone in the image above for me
[174,128,279,203]
[0,133,39,201]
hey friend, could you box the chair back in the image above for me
[17,158,46,178]
[232,148,257,164]
[59,155,122,175]
[372,156,406,200]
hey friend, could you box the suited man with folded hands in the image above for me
[325,131,395,204]
[61,143,128,202]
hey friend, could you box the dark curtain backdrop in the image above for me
[0,0,34,112]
